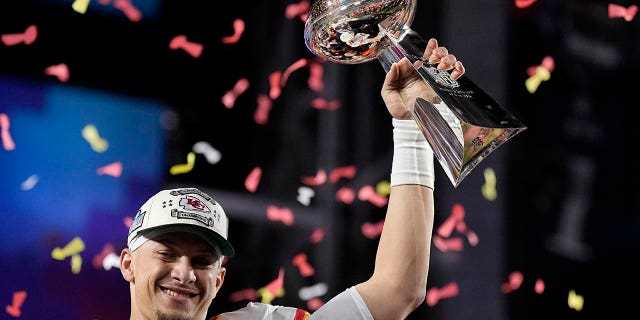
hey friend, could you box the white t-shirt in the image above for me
[211,286,373,320]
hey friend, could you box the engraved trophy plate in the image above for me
[304,0,527,187]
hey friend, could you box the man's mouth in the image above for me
[161,287,197,298]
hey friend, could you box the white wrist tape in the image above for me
[390,118,434,189]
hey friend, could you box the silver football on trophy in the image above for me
[304,0,416,64]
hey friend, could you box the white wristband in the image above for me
[390,118,434,189]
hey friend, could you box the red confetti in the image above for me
[514,0,537,9]
[292,253,315,277]
[169,35,203,58]
[285,1,310,21]
[245,167,262,192]
[45,63,70,82]
[335,187,355,204]
[301,169,327,186]
[608,3,638,21]
[5,291,27,317]
[92,244,115,269]
[221,19,245,44]
[534,278,545,294]
[311,98,340,110]
[221,78,250,109]
[309,228,325,244]
[269,71,282,99]
[1,24,37,46]
[526,55,554,76]
[501,271,524,293]
[307,61,324,91]
[426,282,459,307]
[329,165,356,183]
[229,288,258,303]
[97,161,123,177]
[266,205,294,226]
[0,113,16,151]
[113,0,142,22]
[437,203,465,238]
[432,235,464,252]
[306,297,324,311]
[280,58,308,87]
[361,220,384,239]
[254,94,273,125]
[357,185,388,207]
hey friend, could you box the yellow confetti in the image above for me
[375,180,391,196]
[525,66,551,94]
[51,237,85,260]
[82,124,109,153]
[71,254,83,274]
[481,167,497,201]
[170,152,196,175]
[257,287,285,304]
[567,289,584,311]
[71,0,90,14]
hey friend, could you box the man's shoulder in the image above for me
[210,302,309,320]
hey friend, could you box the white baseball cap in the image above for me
[127,187,235,257]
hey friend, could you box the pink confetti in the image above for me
[266,205,294,226]
[526,55,555,76]
[229,288,258,302]
[254,94,272,125]
[311,98,340,110]
[437,203,465,237]
[169,35,203,58]
[269,71,282,99]
[501,271,524,293]
[307,61,324,91]
[292,253,315,277]
[309,228,325,244]
[221,78,250,108]
[245,167,262,192]
[5,290,27,317]
[306,297,324,311]
[357,185,388,207]
[44,63,70,82]
[123,216,133,228]
[534,278,545,294]
[0,113,16,151]
[608,3,638,21]
[514,0,537,9]
[301,169,327,186]
[361,220,384,239]
[113,0,142,22]
[92,244,115,269]
[432,235,464,252]
[335,187,355,204]
[97,161,123,177]
[222,19,245,44]
[329,165,356,183]
[285,1,310,21]
[263,267,285,296]
[426,282,459,307]
[1,24,37,46]
[280,58,308,87]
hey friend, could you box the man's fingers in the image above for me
[422,38,438,60]
[450,61,465,80]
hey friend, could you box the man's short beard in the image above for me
[155,309,194,320]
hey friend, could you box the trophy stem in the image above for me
[377,24,527,187]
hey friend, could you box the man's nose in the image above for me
[171,257,196,284]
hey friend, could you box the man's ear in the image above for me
[215,267,226,291]
[120,248,134,282]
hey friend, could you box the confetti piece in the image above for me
[358,185,388,207]
[102,252,120,270]
[82,124,109,153]
[311,98,340,110]
[71,254,82,274]
[258,268,285,304]
[567,289,584,311]
[113,0,142,22]
[221,19,245,44]
[192,141,221,164]
[72,0,90,14]
[534,278,545,294]
[501,271,524,293]
[297,186,315,206]
[51,237,85,261]
[97,161,122,177]
[229,288,258,303]
[526,56,555,76]
[266,205,294,226]
[285,1,310,21]
[1,25,37,46]
[307,61,324,91]
[335,187,355,204]
[5,290,27,318]
[280,58,308,87]
[375,180,390,196]
[301,169,327,186]
[254,94,273,125]
[221,78,250,108]
[525,65,551,94]
[123,216,133,228]
[608,3,638,21]
[514,0,537,9]
[92,244,115,269]
[432,235,464,252]
[44,63,70,82]
[169,35,203,58]
[269,71,282,100]
[481,167,497,201]
[0,113,16,151]
[361,220,384,239]
[329,165,356,183]
[298,282,327,301]
[292,253,315,277]
[245,167,262,192]
[309,228,324,244]
[20,174,39,191]
[306,297,324,312]
[426,282,459,306]
[170,152,196,175]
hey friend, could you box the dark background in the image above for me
[0,0,638,319]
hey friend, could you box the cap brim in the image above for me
[135,224,235,257]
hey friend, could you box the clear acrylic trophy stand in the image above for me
[304,0,526,187]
